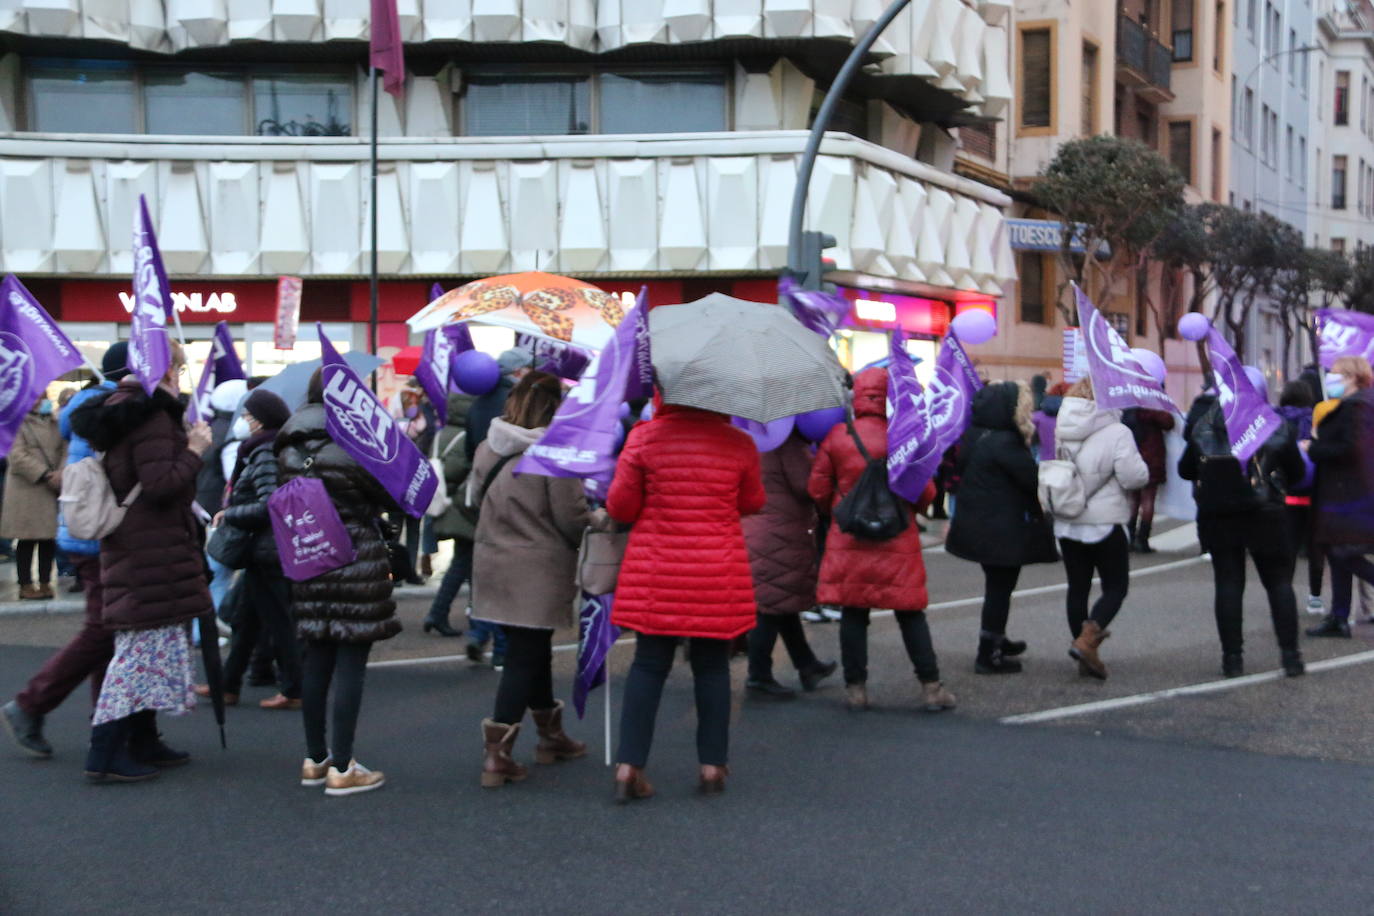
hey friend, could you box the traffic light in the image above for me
[798,230,838,291]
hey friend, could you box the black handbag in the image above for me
[207,522,254,570]
[833,420,909,542]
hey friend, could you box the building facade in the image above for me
[0,0,1018,384]
[1311,0,1374,254]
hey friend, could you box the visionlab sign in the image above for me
[1006,219,1111,257]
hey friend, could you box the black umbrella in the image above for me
[197,612,227,749]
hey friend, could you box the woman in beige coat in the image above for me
[470,372,591,788]
[1,399,66,599]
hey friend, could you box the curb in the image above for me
[0,584,440,618]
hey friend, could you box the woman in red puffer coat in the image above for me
[808,368,954,714]
[607,403,765,802]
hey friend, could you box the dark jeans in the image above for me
[301,639,372,765]
[492,626,555,725]
[979,565,1022,636]
[1326,547,1374,622]
[223,570,301,698]
[839,607,940,685]
[1200,512,1299,654]
[1285,504,1326,596]
[1059,526,1131,637]
[403,515,422,569]
[469,618,508,655]
[746,612,820,682]
[15,555,111,716]
[427,540,473,626]
[15,539,55,586]
[617,633,730,768]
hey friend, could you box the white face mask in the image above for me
[231,416,251,440]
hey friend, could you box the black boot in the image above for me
[422,616,463,637]
[127,711,190,768]
[1135,521,1156,554]
[798,659,838,692]
[1281,649,1305,678]
[85,718,158,783]
[2,700,52,758]
[1305,615,1351,638]
[999,637,1028,657]
[975,634,1023,675]
[1221,652,1244,678]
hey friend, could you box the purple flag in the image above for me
[189,322,245,424]
[369,0,405,97]
[0,275,84,457]
[516,290,651,499]
[515,332,593,381]
[886,331,943,502]
[1075,286,1177,413]
[1316,308,1374,368]
[779,275,850,337]
[430,282,444,302]
[572,591,621,719]
[931,330,983,455]
[317,323,438,518]
[128,194,172,396]
[1204,327,1284,464]
[414,323,473,426]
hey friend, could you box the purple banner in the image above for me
[515,332,593,381]
[317,323,438,518]
[931,329,983,455]
[128,194,172,396]
[414,323,474,425]
[886,331,943,502]
[189,321,245,424]
[516,290,651,499]
[1075,287,1177,413]
[1205,327,1284,464]
[1316,308,1374,368]
[267,477,358,582]
[572,591,621,719]
[0,275,84,457]
[780,274,850,337]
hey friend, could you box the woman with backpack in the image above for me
[469,372,591,789]
[946,380,1058,674]
[807,368,953,712]
[1046,378,1149,679]
[275,369,401,796]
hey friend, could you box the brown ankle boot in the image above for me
[530,700,587,764]
[699,764,729,795]
[1069,621,1110,680]
[614,764,654,803]
[480,719,528,788]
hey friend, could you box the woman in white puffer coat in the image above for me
[1051,377,1150,680]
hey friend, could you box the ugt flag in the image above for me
[886,331,942,502]
[1204,327,1283,464]
[414,324,474,426]
[931,327,983,455]
[369,0,406,97]
[189,322,246,424]
[780,274,850,338]
[129,194,172,396]
[317,323,438,517]
[516,288,652,499]
[573,591,621,719]
[1074,286,1177,413]
[1316,308,1374,368]
[0,275,84,457]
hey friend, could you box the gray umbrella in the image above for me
[255,352,385,410]
[649,293,846,423]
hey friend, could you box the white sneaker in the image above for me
[821,607,843,622]
[801,609,826,623]
[1306,596,1326,616]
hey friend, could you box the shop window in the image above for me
[1020,28,1053,130]
[145,70,245,136]
[26,59,137,133]
[1172,0,1194,62]
[463,73,591,136]
[1018,253,1049,325]
[1169,121,1193,184]
[600,71,727,134]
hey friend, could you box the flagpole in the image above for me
[604,672,612,767]
[81,356,106,385]
[369,63,380,392]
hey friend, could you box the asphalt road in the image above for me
[3,528,1374,914]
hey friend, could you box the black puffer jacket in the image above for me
[1179,394,1305,520]
[222,435,282,571]
[946,381,1058,568]
[275,403,400,644]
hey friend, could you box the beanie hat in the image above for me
[243,388,291,431]
[101,341,131,381]
[497,348,534,376]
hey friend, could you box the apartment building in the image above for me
[1311,0,1374,255]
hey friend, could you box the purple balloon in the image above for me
[1178,312,1211,341]
[1129,347,1167,385]
[619,402,632,420]
[950,309,997,345]
[452,350,500,395]
[732,415,794,452]
[795,405,846,441]
[640,402,654,422]
[1244,365,1268,397]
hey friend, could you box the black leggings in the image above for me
[1059,527,1131,637]
[1207,534,1299,655]
[979,565,1023,636]
[746,612,820,682]
[15,539,55,586]
[840,607,940,685]
[617,634,730,768]
[492,626,555,725]
[1285,504,1325,596]
[301,639,372,766]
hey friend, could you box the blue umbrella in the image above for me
[256,352,385,410]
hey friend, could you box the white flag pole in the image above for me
[604,675,612,767]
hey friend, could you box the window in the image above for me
[1364,76,1370,134]
[1020,28,1053,130]
[960,120,996,159]
[1230,75,1238,137]
[1213,128,1224,201]
[1334,155,1348,209]
[1336,70,1350,125]
[1169,121,1194,184]
[599,71,727,134]
[1288,30,1298,81]
[1299,135,1307,188]
[26,60,137,133]
[1173,0,1194,62]
[1286,124,1294,179]
[252,75,351,136]
[145,71,246,135]
[1082,43,1098,136]
[1332,238,1347,255]
[1018,253,1049,325]
[463,74,591,136]
[1215,2,1226,72]
[1260,104,1272,164]
[1269,108,1279,166]
[1244,87,1254,144]
[1247,0,1256,36]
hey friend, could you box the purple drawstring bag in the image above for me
[268,477,358,582]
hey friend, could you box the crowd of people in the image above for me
[3,338,1372,803]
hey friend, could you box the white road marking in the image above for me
[1000,649,1374,725]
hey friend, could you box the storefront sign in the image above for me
[1006,219,1110,257]
[836,286,952,337]
[118,291,238,314]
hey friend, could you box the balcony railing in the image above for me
[1117,15,1174,101]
